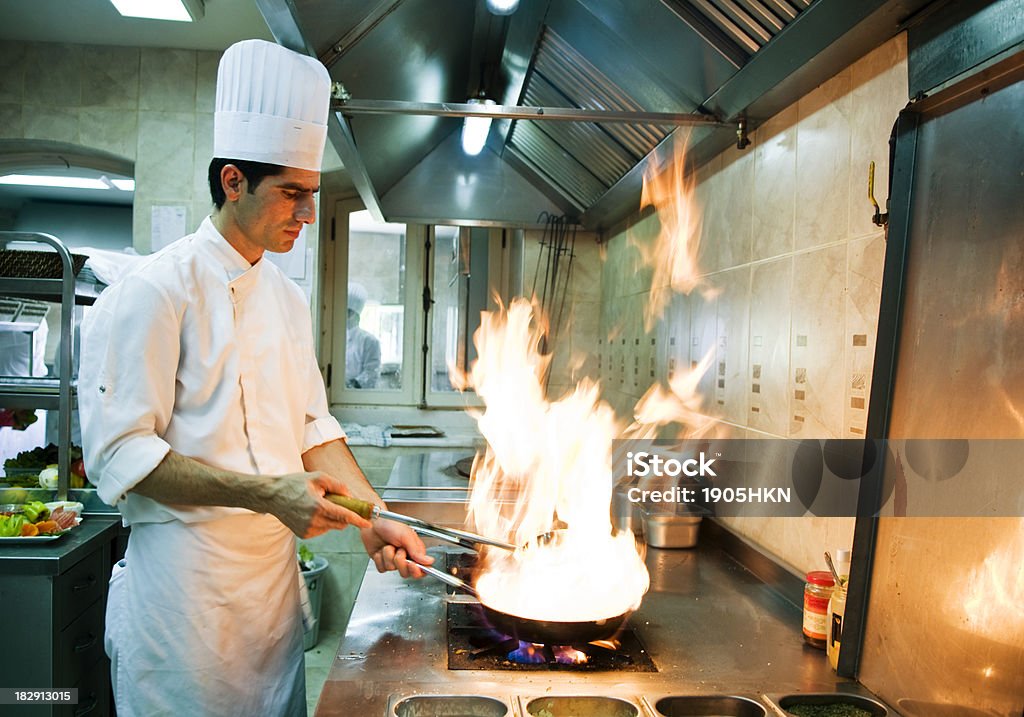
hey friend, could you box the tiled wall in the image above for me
[598,35,909,575]
[0,41,220,252]
[522,229,603,397]
[0,40,339,295]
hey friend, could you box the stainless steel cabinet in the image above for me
[0,518,119,717]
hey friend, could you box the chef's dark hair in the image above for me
[208,158,284,209]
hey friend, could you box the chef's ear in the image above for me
[220,164,246,202]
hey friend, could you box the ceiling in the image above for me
[258,0,935,230]
[2,0,936,230]
[0,0,272,51]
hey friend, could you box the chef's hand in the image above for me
[361,519,433,579]
[272,471,372,538]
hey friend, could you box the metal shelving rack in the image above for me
[0,231,98,502]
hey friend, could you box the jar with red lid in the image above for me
[802,570,835,649]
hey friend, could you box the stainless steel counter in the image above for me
[314,539,873,716]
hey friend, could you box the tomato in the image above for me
[71,459,87,478]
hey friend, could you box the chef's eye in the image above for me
[282,190,299,199]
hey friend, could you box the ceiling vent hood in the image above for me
[256,0,935,230]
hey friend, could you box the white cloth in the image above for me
[80,216,345,716]
[76,246,143,286]
[214,39,331,171]
[345,325,381,389]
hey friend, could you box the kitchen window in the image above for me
[327,200,520,408]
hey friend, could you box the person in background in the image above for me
[78,40,430,717]
[345,282,382,388]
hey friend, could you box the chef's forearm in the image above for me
[302,439,384,509]
[131,450,279,513]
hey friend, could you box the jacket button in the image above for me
[99,385,106,393]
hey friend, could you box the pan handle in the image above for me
[409,560,478,598]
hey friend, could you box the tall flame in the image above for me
[455,298,649,623]
[454,136,713,625]
[635,133,703,331]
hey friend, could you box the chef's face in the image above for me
[233,166,320,257]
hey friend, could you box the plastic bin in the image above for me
[301,555,329,650]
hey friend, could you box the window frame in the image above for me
[326,201,516,409]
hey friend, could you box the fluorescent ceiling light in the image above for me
[0,174,135,192]
[461,98,496,156]
[0,175,109,190]
[109,0,203,22]
[486,0,520,15]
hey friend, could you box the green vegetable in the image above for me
[0,514,26,537]
[787,704,873,717]
[4,443,83,471]
[22,501,49,523]
[298,544,315,571]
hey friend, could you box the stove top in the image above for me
[446,602,657,672]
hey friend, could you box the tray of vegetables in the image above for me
[1,443,90,488]
[0,500,82,542]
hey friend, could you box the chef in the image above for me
[345,282,382,388]
[79,39,431,716]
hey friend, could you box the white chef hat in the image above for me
[348,282,368,315]
[214,39,331,172]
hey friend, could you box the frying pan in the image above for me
[412,560,632,645]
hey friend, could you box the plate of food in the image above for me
[0,500,81,541]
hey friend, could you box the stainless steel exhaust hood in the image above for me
[257,0,936,230]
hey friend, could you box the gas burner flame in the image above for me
[553,645,589,665]
[508,642,547,664]
[507,642,590,665]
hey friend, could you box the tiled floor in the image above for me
[304,625,349,716]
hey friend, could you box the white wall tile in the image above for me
[139,48,196,112]
[751,104,798,261]
[795,69,852,250]
[749,257,793,436]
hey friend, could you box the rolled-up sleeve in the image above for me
[79,273,179,506]
[301,345,344,452]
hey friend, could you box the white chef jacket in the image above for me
[79,217,345,717]
[80,216,344,523]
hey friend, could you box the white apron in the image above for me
[105,512,306,717]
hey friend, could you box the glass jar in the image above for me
[802,570,835,649]
[827,582,847,669]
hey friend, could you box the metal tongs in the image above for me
[326,494,517,552]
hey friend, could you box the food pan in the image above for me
[522,696,641,717]
[390,694,511,717]
[648,694,767,716]
[765,692,889,716]
[643,514,702,548]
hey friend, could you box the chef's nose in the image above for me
[295,194,316,224]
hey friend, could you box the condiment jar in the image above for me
[827,582,847,669]
[802,570,835,649]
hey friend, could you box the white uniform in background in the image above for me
[81,218,344,716]
[345,325,382,388]
[79,39,339,717]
